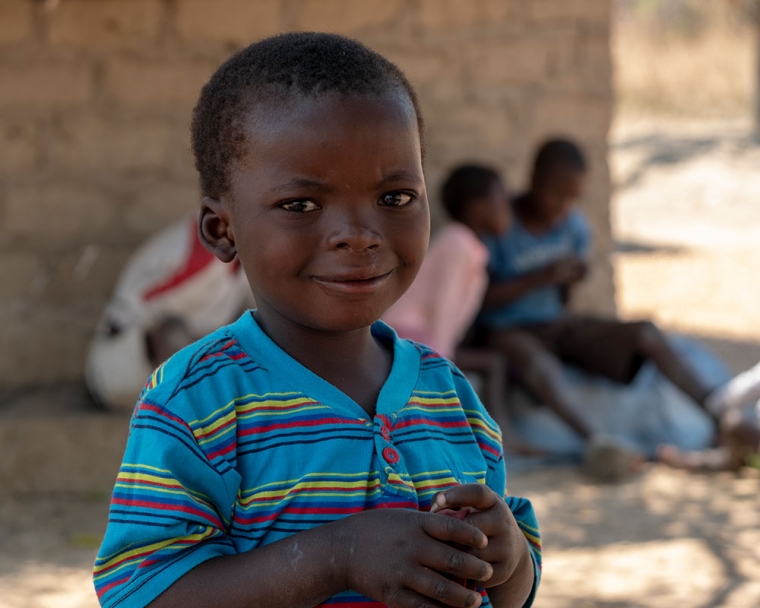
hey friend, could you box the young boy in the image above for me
[93,34,540,608]
[479,138,758,476]
[383,164,511,413]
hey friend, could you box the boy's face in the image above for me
[203,91,429,334]
[482,178,512,236]
[533,168,586,225]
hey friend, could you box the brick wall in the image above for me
[0,0,614,389]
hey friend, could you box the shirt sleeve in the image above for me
[570,211,592,258]
[93,399,241,608]
[452,371,542,606]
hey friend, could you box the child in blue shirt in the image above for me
[94,33,540,608]
[479,139,758,479]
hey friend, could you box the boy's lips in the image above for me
[312,270,393,295]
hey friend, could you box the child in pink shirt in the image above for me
[384,165,514,419]
[384,164,510,358]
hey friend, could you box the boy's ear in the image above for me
[199,197,237,263]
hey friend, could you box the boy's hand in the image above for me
[339,508,494,608]
[546,256,587,286]
[430,484,533,592]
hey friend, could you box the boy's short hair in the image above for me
[440,164,501,223]
[191,32,423,200]
[533,138,587,181]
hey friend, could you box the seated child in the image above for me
[478,138,758,476]
[383,164,511,413]
[93,33,541,608]
[85,214,251,411]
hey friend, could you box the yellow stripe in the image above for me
[237,404,329,419]
[117,472,182,487]
[410,469,454,479]
[94,528,214,573]
[239,479,381,505]
[413,476,458,490]
[240,488,384,509]
[188,392,305,426]
[413,390,457,397]
[196,419,236,446]
[408,396,460,405]
[402,406,463,414]
[466,415,502,441]
[240,471,381,496]
[121,463,172,475]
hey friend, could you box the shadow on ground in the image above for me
[613,128,760,190]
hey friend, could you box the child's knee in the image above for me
[522,348,562,386]
[631,320,664,352]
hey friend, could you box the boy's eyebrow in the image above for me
[269,178,333,194]
[269,170,423,195]
[375,169,423,188]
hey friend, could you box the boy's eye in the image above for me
[379,192,415,207]
[280,200,320,213]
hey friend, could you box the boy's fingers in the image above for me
[465,506,513,536]
[422,540,493,582]
[433,483,499,512]
[408,570,483,608]
[422,511,488,549]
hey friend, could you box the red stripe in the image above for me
[405,399,460,407]
[138,403,194,432]
[206,441,237,460]
[143,220,217,301]
[96,575,131,598]
[243,484,381,504]
[237,417,365,436]
[315,603,388,607]
[111,497,223,529]
[392,417,470,431]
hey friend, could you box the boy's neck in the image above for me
[254,310,392,417]
[457,218,486,239]
[515,192,553,232]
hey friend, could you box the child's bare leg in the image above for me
[454,347,507,414]
[631,321,714,412]
[487,330,595,439]
[454,347,542,456]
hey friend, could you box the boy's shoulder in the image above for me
[563,208,589,231]
[137,316,261,418]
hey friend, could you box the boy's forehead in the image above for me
[243,88,419,145]
[227,89,424,195]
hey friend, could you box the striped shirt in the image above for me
[94,313,542,607]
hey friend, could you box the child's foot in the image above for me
[584,434,647,483]
[656,444,736,471]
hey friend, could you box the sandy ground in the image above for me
[2,117,760,607]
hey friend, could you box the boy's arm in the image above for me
[147,520,344,607]
[482,257,587,311]
[149,508,495,608]
[97,400,494,608]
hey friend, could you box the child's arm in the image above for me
[148,507,492,608]
[482,256,587,311]
[97,401,495,608]
[431,485,538,608]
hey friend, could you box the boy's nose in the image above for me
[327,211,382,252]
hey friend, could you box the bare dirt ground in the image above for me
[2,117,760,607]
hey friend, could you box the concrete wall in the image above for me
[0,0,614,390]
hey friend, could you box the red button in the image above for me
[381,427,391,441]
[382,447,400,464]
